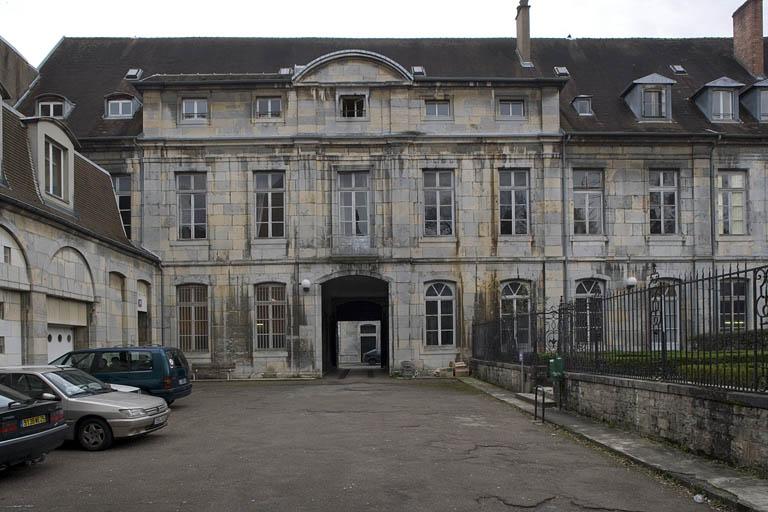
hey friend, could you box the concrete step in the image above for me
[514,391,556,408]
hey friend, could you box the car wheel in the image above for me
[77,418,113,451]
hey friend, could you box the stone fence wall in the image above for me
[561,372,768,473]
[471,359,536,393]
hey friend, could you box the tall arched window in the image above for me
[500,281,531,349]
[425,282,455,346]
[575,279,603,348]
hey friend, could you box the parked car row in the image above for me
[0,345,192,470]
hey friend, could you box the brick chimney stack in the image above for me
[733,0,765,77]
[516,0,532,67]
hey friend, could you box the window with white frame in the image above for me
[719,278,748,332]
[573,170,603,235]
[44,139,66,200]
[499,169,529,235]
[425,99,451,118]
[649,170,677,235]
[255,97,282,118]
[181,98,208,121]
[177,284,209,352]
[424,170,453,236]
[255,283,286,350]
[718,171,746,235]
[338,172,369,236]
[500,281,531,349]
[760,90,768,121]
[574,279,603,348]
[712,90,734,121]
[642,88,664,118]
[177,174,207,240]
[339,95,366,118]
[112,175,132,238]
[425,282,455,346]
[498,99,525,119]
[255,172,285,238]
[38,101,64,118]
[106,99,133,118]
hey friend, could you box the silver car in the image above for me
[0,366,170,451]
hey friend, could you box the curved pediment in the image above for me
[293,50,413,85]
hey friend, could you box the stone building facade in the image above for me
[12,0,768,376]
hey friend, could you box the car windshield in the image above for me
[44,369,111,397]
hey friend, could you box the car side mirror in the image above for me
[41,392,59,401]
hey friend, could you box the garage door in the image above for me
[47,325,74,362]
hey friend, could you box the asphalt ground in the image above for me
[0,372,715,511]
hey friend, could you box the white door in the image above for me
[47,325,74,362]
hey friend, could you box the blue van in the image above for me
[50,346,192,404]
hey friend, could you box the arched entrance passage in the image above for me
[321,275,389,373]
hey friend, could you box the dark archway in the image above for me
[321,275,389,373]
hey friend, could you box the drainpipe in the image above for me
[709,134,721,274]
[561,133,571,303]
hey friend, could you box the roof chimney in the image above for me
[733,0,764,77]
[516,0,533,67]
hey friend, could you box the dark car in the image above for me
[363,349,381,366]
[0,384,66,469]
[51,347,192,405]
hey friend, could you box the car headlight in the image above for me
[119,408,147,418]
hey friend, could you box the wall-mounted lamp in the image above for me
[301,279,311,292]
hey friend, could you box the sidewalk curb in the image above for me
[458,377,768,512]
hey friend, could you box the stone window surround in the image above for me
[717,169,749,237]
[335,88,369,122]
[572,168,605,236]
[420,93,454,122]
[174,170,208,242]
[648,169,679,236]
[422,169,455,238]
[253,281,288,352]
[496,97,527,121]
[498,168,530,237]
[175,283,211,358]
[177,93,211,125]
[424,280,457,348]
[252,93,286,123]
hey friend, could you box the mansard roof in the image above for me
[16,36,768,138]
[0,105,158,261]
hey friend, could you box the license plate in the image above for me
[21,415,47,428]
[153,415,167,426]
[178,378,187,385]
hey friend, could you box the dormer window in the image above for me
[44,139,66,200]
[106,99,133,118]
[712,90,735,121]
[760,90,768,121]
[572,96,593,116]
[642,88,665,118]
[693,77,743,124]
[38,101,64,118]
[621,74,675,122]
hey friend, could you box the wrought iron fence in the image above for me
[471,264,768,394]
[563,263,768,394]
[472,302,574,366]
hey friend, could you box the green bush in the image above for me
[678,363,768,391]
[688,330,768,351]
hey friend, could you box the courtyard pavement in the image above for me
[0,372,715,511]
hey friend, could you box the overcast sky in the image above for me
[1,0,761,67]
